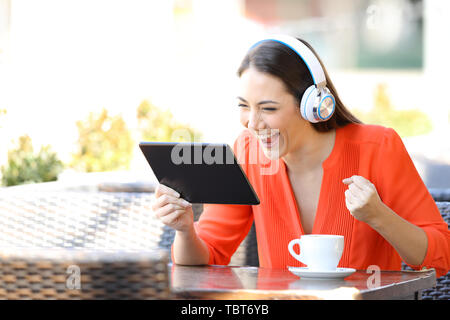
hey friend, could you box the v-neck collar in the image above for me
[279,126,343,235]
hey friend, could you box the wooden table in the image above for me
[170,264,436,300]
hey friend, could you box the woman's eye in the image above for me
[237,104,277,111]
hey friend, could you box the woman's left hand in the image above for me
[342,175,384,225]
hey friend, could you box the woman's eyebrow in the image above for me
[258,100,280,105]
[237,97,280,105]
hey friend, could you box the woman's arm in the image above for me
[369,201,428,266]
[343,175,427,266]
[173,224,210,265]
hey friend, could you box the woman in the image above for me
[151,35,450,277]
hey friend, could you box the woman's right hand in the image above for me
[151,184,194,233]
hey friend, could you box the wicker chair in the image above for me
[0,191,170,299]
[429,189,450,202]
[411,201,450,300]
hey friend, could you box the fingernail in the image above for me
[181,199,191,207]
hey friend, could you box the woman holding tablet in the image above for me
[151,35,450,277]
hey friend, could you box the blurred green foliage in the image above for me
[137,100,203,142]
[354,84,433,137]
[70,101,203,173]
[1,100,205,184]
[71,108,134,172]
[1,135,64,186]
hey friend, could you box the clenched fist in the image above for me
[342,175,384,225]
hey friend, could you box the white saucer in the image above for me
[288,266,356,279]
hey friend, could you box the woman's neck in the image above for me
[282,126,336,175]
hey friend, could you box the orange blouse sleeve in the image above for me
[375,128,450,277]
[194,131,254,265]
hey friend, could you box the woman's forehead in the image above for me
[238,68,290,100]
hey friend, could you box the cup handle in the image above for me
[288,239,303,262]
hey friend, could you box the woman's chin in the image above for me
[261,144,283,160]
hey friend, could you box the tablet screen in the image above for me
[139,142,260,205]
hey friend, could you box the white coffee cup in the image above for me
[288,235,344,271]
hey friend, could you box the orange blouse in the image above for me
[193,123,450,277]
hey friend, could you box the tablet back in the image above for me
[139,142,260,205]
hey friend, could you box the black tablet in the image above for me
[139,142,260,205]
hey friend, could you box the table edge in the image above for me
[355,269,437,300]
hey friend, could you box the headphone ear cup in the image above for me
[317,87,335,121]
[300,85,318,123]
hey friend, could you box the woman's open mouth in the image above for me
[258,131,280,149]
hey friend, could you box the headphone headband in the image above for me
[251,35,327,88]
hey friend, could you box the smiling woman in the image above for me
[152,35,450,278]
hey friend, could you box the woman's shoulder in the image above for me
[339,123,399,146]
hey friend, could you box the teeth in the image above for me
[258,132,279,143]
[258,132,279,139]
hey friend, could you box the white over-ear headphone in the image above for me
[250,35,335,123]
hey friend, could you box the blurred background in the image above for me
[0,0,449,189]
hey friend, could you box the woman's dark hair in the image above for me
[237,38,362,132]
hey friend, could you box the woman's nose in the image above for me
[247,110,264,131]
